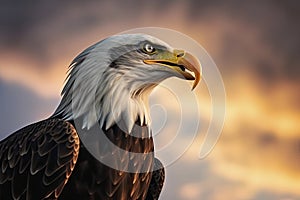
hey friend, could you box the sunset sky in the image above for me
[0,1,299,199]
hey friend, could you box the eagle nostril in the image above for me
[174,49,185,58]
[177,52,184,57]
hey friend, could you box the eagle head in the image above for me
[53,34,201,133]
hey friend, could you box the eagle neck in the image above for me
[98,75,154,135]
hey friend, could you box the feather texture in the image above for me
[0,118,79,200]
[0,118,164,200]
[59,121,162,200]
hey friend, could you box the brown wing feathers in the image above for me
[0,119,165,200]
[0,118,79,200]
[146,158,165,200]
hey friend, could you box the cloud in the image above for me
[0,78,59,138]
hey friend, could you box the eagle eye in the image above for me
[142,43,156,54]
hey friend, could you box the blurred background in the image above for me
[0,0,299,199]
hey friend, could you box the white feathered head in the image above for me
[53,34,201,133]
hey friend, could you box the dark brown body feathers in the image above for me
[0,118,164,200]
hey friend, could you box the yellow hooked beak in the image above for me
[143,49,201,90]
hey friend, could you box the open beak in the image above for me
[144,50,201,90]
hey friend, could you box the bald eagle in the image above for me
[0,34,201,200]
